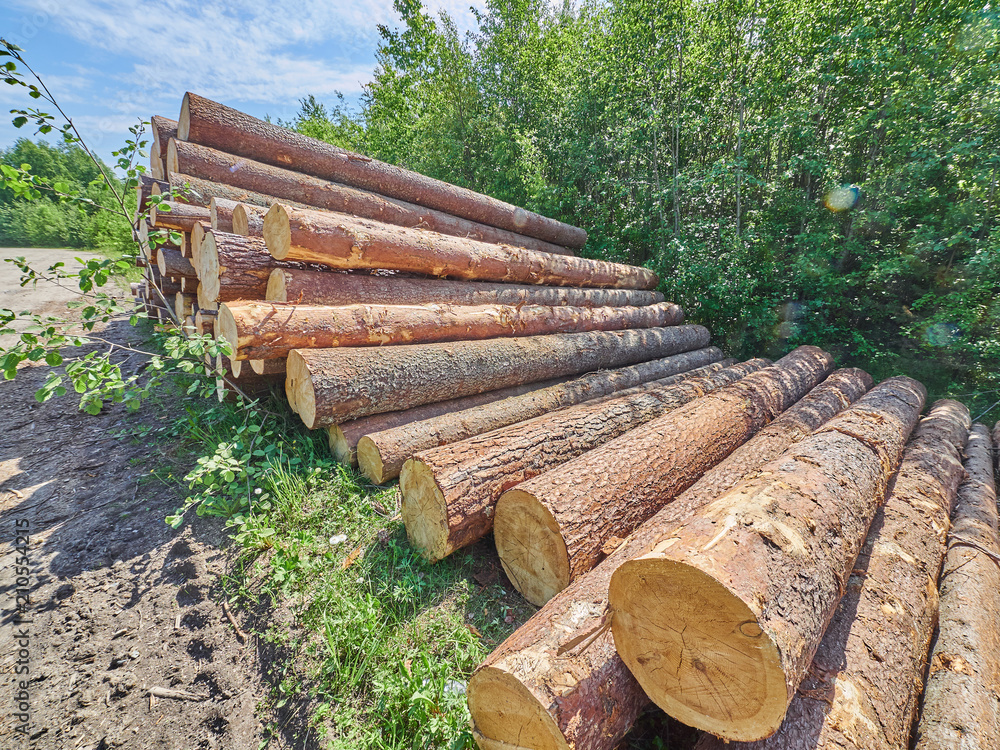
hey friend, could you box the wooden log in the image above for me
[493,347,835,605]
[178,91,587,248]
[190,221,209,268]
[285,324,710,429]
[265,267,664,308]
[607,376,927,741]
[217,300,685,362]
[249,358,286,376]
[147,277,181,300]
[468,368,874,750]
[913,423,1000,750]
[174,292,196,320]
[136,173,168,213]
[358,347,723,484]
[151,115,177,163]
[168,137,576,256]
[400,358,766,563]
[210,197,237,232]
[157,246,197,279]
[266,204,655,290]
[164,171,292,211]
[197,230,285,311]
[194,309,216,337]
[696,400,972,750]
[233,203,267,236]
[150,200,210,232]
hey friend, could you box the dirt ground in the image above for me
[1,249,265,749]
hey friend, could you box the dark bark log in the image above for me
[168,137,575,255]
[358,348,723,484]
[913,423,1000,750]
[150,200,210,232]
[179,92,587,247]
[608,376,926,741]
[285,324,710,429]
[266,267,664,308]
[157,246,197,279]
[468,368,873,750]
[400,358,765,563]
[493,347,834,606]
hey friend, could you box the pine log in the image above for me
[197,230,286,311]
[164,171,292,211]
[178,91,587,248]
[151,115,177,163]
[266,267,664,308]
[493,346,834,605]
[217,300,685,362]
[157,246,197,279]
[359,347,723,484]
[182,315,197,335]
[233,203,267,236]
[468,368,873,750]
[190,221,209,268]
[147,277,181,300]
[607,376,926,741]
[136,174,168,213]
[194,309,216,337]
[400,358,765,563]
[285,325,710,429]
[174,292,196,320]
[695,400,972,750]
[913,423,1000,750]
[150,200,210,232]
[266,204,654,290]
[249,358,286,376]
[168,137,576,256]
[210,197,237,232]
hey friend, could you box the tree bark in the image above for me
[166,171,303,213]
[400,358,764,564]
[210,197,237,232]
[266,267,664,308]
[197,230,296,311]
[157,246,197,279]
[608,376,926,742]
[265,204,655,290]
[217,300,684,361]
[150,200,210,232]
[136,174,168,213]
[913,423,1000,750]
[695,400,972,750]
[233,202,268,236]
[151,115,177,162]
[285,324,710,429]
[468,368,873,750]
[178,91,587,248]
[359,348,723,484]
[248,358,286,376]
[493,347,834,606]
[168,137,575,255]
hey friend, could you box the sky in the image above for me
[0,0,486,165]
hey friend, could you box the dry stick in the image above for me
[913,423,1000,750]
[217,300,685,361]
[695,400,972,750]
[358,347,723,484]
[467,368,873,750]
[266,204,656,290]
[179,91,587,248]
[608,376,927,742]
[493,346,835,606]
[265,267,664,308]
[168,137,575,256]
[400,358,766,564]
[286,324,710,429]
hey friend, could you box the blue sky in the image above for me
[0,0,486,165]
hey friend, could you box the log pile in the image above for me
[124,93,998,750]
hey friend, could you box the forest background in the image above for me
[2,0,997,412]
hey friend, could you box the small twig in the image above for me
[149,686,208,701]
[222,600,249,643]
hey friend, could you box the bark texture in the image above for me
[197,230,298,311]
[266,267,664,308]
[179,91,587,247]
[286,324,710,428]
[210,197,237,232]
[151,115,177,162]
[913,423,1000,750]
[217,300,684,361]
[468,367,872,750]
[136,174,168,213]
[493,347,835,606]
[608,376,927,741]
[157,246,197,279]
[233,203,268,236]
[169,137,575,255]
[266,205,656,290]
[400,358,765,563]
[358,348,723,484]
[150,200,210,232]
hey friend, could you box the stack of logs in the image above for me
[128,93,1000,750]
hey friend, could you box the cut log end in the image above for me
[284,350,315,424]
[494,488,569,606]
[249,358,285,376]
[609,558,786,741]
[233,204,250,236]
[399,458,451,562]
[264,204,292,259]
[266,268,288,301]
[178,93,191,141]
[166,137,180,175]
[199,231,220,303]
[328,426,355,466]
[357,436,388,484]
[467,667,570,750]
[216,304,239,364]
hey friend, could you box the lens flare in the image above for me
[824,185,860,212]
[924,322,959,347]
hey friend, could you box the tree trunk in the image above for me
[210,197,237,232]
[157,246,197,279]
[266,204,655,289]
[608,376,926,742]
[400,358,764,564]
[913,423,1000,750]
[696,400,972,750]
[217,300,685,361]
[197,230,294,311]
[166,171,303,213]
[493,347,834,606]
[233,203,268,236]
[359,348,723,484]
[285,324,710,429]
[266,267,665,308]
[468,368,873,750]
[151,200,210,232]
[168,137,576,256]
[178,92,588,248]
[151,115,177,163]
